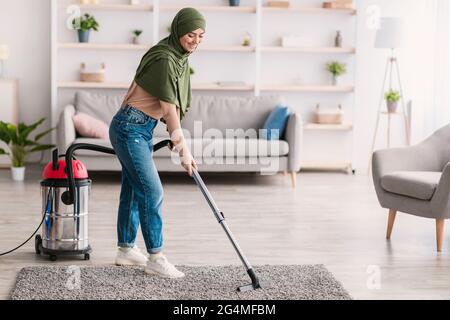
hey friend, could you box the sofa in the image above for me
[58,91,303,187]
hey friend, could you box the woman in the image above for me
[109,8,206,278]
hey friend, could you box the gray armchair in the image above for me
[372,124,450,252]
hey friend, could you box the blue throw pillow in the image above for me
[261,105,290,140]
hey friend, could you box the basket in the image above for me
[314,104,343,124]
[80,63,105,83]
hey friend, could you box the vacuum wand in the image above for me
[192,169,264,292]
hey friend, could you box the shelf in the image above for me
[262,7,356,15]
[58,81,129,89]
[160,5,256,13]
[77,4,153,11]
[192,83,254,91]
[199,46,255,52]
[58,43,150,50]
[58,43,354,54]
[58,81,254,91]
[260,85,354,93]
[261,46,355,54]
[380,111,405,115]
[300,161,352,170]
[305,123,353,130]
[58,43,255,52]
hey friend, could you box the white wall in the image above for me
[0,0,51,162]
[354,0,437,170]
[0,0,441,169]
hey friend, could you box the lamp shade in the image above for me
[0,45,9,60]
[375,17,404,49]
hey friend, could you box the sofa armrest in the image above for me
[57,104,76,154]
[284,112,303,172]
[431,162,450,218]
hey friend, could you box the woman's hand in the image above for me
[180,151,198,177]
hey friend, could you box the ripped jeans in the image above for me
[109,105,163,254]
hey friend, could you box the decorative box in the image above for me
[80,63,105,82]
[314,104,343,124]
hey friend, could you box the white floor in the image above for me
[1,165,450,300]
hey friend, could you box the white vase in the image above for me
[11,166,25,181]
[331,74,338,86]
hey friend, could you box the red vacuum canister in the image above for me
[35,149,92,261]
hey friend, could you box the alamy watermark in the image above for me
[167,121,284,175]
[65,265,81,290]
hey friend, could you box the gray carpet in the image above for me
[10,264,352,300]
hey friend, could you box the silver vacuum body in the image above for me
[36,178,92,261]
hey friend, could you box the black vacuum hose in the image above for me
[62,139,173,205]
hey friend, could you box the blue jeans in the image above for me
[109,105,163,254]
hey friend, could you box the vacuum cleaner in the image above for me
[6,139,264,291]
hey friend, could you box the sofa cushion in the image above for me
[75,91,124,125]
[260,105,290,140]
[380,171,441,200]
[73,112,109,140]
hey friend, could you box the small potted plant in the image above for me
[132,30,143,45]
[0,118,55,181]
[242,32,252,47]
[72,13,99,43]
[326,61,346,85]
[385,89,401,113]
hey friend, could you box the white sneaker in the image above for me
[144,253,185,278]
[115,245,147,266]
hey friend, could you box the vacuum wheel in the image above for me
[35,234,42,255]
[84,253,90,261]
[50,255,57,262]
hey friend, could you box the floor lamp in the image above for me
[370,18,410,161]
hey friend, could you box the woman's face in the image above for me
[179,28,205,53]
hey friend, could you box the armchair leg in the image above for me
[290,171,297,189]
[436,219,445,252]
[386,209,397,239]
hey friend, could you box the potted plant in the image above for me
[72,13,99,43]
[242,32,252,47]
[0,118,55,181]
[229,0,240,6]
[132,29,143,45]
[385,89,401,113]
[326,61,346,85]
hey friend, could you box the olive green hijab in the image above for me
[134,8,206,120]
